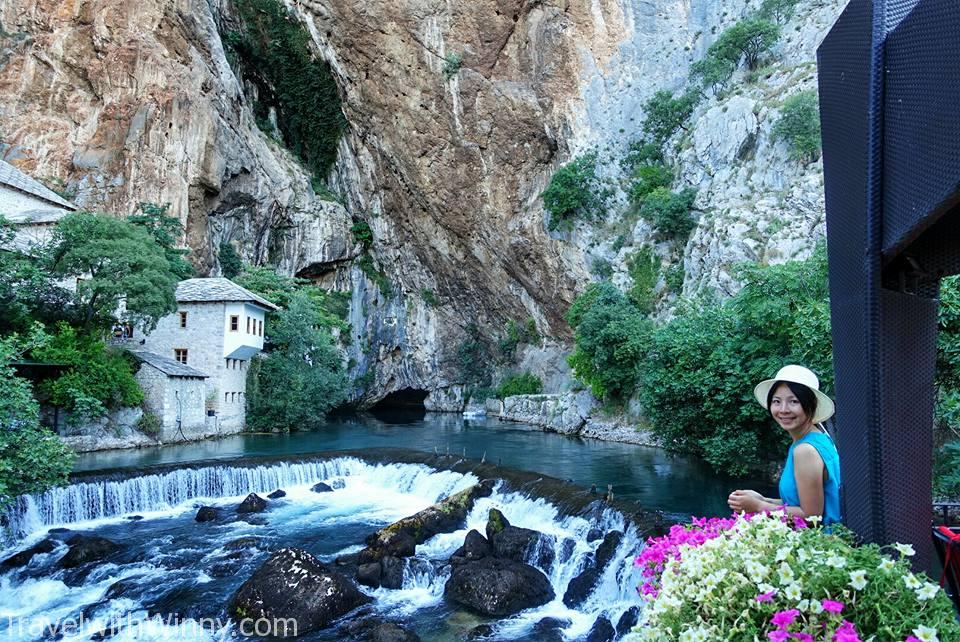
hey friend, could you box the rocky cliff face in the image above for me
[0,0,848,406]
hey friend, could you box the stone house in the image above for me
[137,277,278,434]
[0,159,77,254]
[130,350,208,441]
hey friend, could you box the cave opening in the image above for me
[369,388,428,423]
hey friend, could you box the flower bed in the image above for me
[631,512,959,641]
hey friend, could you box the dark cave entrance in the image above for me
[369,388,428,424]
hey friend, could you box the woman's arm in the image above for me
[728,489,782,513]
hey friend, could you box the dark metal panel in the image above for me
[882,0,960,256]
[877,289,937,571]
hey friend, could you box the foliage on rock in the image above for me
[542,152,608,231]
[772,90,823,163]
[639,188,699,243]
[496,373,543,399]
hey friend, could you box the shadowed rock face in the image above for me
[228,547,370,637]
[444,556,554,616]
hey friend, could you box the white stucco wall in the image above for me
[223,302,266,359]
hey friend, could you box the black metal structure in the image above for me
[819,0,960,570]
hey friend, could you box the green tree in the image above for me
[638,247,831,475]
[0,216,73,334]
[541,152,608,231]
[711,18,781,71]
[641,89,701,147]
[128,202,194,280]
[689,55,737,94]
[234,265,349,333]
[626,246,660,314]
[640,187,699,242]
[0,330,74,506]
[218,241,243,279]
[772,90,822,163]
[246,290,347,431]
[758,0,801,25]
[566,282,652,400]
[33,323,143,419]
[46,212,180,332]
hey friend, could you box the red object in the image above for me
[937,525,960,588]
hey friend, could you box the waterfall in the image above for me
[4,458,476,542]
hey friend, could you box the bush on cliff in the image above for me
[496,373,543,399]
[542,152,608,231]
[772,90,822,164]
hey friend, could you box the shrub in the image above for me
[496,373,543,399]
[421,289,439,308]
[566,283,652,400]
[541,152,607,231]
[351,220,373,249]
[498,318,540,362]
[628,163,673,206]
[640,187,699,242]
[641,89,700,147]
[591,257,613,280]
[0,332,74,506]
[689,55,737,95]
[456,323,491,386]
[664,263,685,294]
[218,241,243,278]
[34,323,144,418]
[626,246,660,314]
[638,247,831,475]
[137,411,162,438]
[357,253,392,297]
[442,52,462,81]
[772,90,822,163]
[634,512,960,641]
[621,141,664,172]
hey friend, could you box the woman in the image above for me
[728,365,842,525]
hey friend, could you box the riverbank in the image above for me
[482,392,660,447]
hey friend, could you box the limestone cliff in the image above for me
[0,0,848,408]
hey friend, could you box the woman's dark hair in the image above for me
[766,380,818,420]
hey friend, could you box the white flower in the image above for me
[912,625,939,642]
[805,515,823,526]
[776,546,791,562]
[784,583,803,601]
[796,599,810,612]
[797,548,811,563]
[878,558,895,571]
[849,569,868,591]
[679,625,710,642]
[826,555,847,568]
[904,573,922,589]
[808,599,824,614]
[894,542,916,557]
[778,562,795,584]
[916,582,940,601]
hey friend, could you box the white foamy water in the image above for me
[1,458,647,641]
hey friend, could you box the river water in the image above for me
[0,413,772,641]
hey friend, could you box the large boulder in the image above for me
[450,529,491,565]
[236,494,268,513]
[379,556,405,590]
[1,539,57,569]
[341,619,421,642]
[585,616,615,642]
[491,526,554,570]
[58,535,120,568]
[359,480,494,563]
[444,557,554,616]
[229,548,370,636]
[196,506,220,522]
[616,606,641,637]
[311,482,334,493]
[485,508,509,541]
[562,531,623,608]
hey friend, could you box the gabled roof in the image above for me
[175,278,279,311]
[5,208,69,225]
[129,350,209,378]
[0,160,79,211]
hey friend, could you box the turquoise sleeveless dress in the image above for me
[778,431,842,525]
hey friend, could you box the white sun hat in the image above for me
[753,365,835,424]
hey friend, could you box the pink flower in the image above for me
[756,590,777,603]
[905,638,922,642]
[767,631,790,642]
[771,609,800,628]
[790,634,813,642]
[832,621,862,642]
[821,599,845,614]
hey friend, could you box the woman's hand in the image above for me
[728,489,766,513]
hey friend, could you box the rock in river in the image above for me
[58,535,120,569]
[236,493,268,513]
[229,548,370,637]
[444,557,554,616]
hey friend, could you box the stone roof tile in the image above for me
[175,278,279,310]
[0,160,79,211]
[129,350,209,378]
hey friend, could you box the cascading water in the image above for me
[0,457,648,641]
